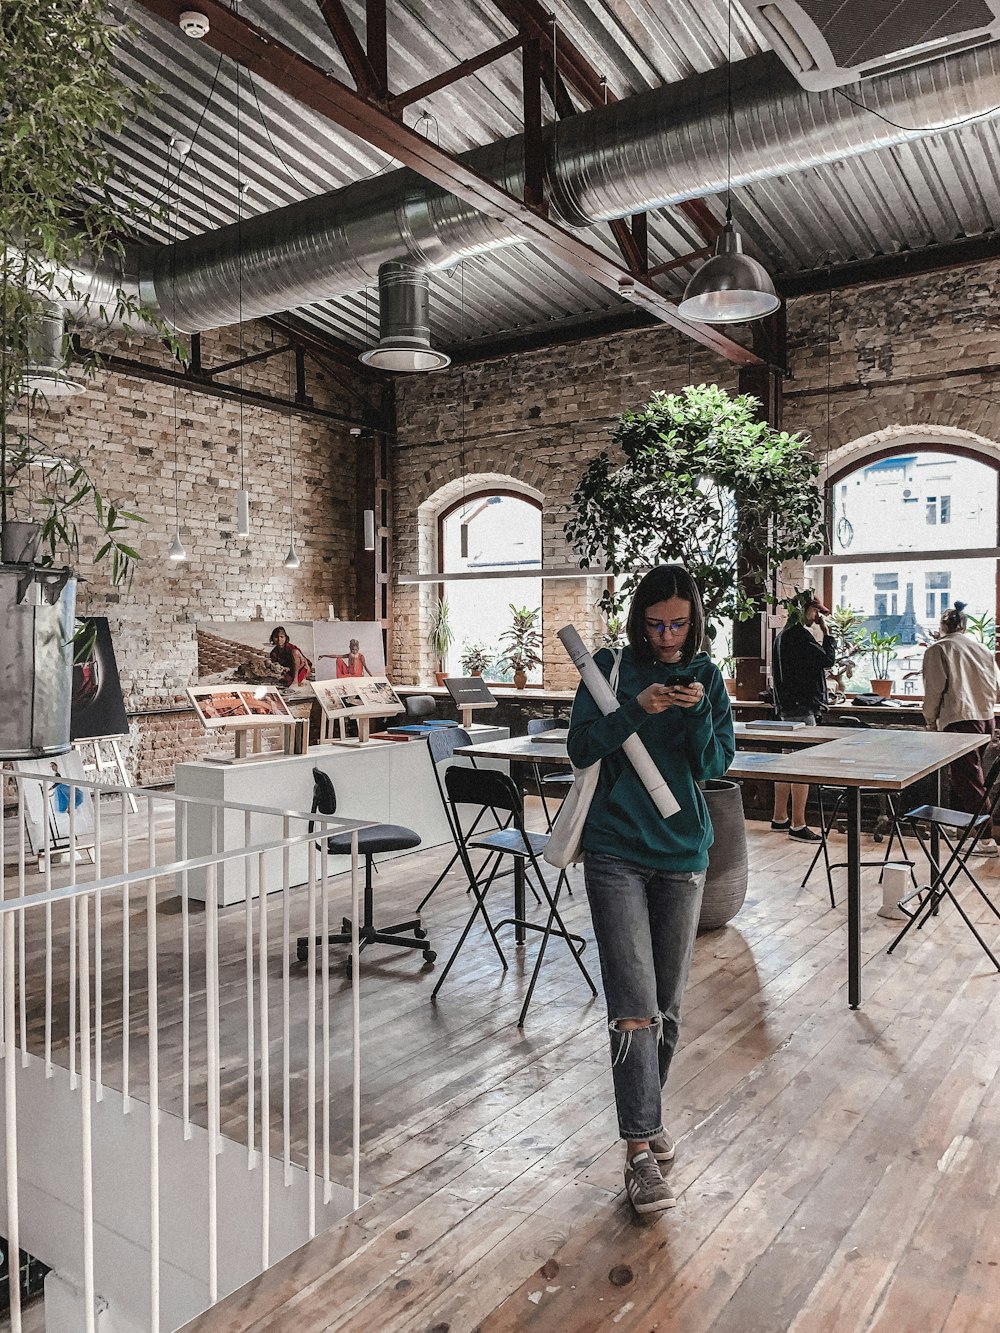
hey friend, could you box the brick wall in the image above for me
[10,320,374,784]
[393,258,1000,692]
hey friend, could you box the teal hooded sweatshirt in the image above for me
[566,645,736,871]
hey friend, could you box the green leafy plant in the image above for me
[427,596,455,668]
[565,384,824,645]
[967,610,996,651]
[824,604,867,697]
[0,0,166,584]
[602,613,627,648]
[863,629,900,681]
[458,640,493,675]
[497,604,543,675]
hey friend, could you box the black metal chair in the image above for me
[295,768,434,975]
[887,754,1000,969]
[524,717,574,834]
[431,765,596,1027]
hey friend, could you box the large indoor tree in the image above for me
[565,382,825,645]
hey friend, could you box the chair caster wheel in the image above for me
[873,832,884,843]
[296,941,309,963]
[423,949,437,964]
[414,926,427,939]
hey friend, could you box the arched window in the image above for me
[438,491,543,682]
[826,448,999,694]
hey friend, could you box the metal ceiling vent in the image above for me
[359,263,450,372]
[742,0,1000,89]
[23,301,84,397]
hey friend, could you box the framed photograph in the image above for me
[196,620,316,691]
[71,617,129,741]
[15,752,96,854]
[313,621,386,681]
[186,684,295,730]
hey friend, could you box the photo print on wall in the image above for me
[196,621,316,692]
[71,617,129,742]
[313,622,386,681]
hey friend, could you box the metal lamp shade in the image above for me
[359,262,451,372]
[678,221,780,323]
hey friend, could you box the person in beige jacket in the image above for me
[922,601,1000,855]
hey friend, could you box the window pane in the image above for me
[440,494,542,682]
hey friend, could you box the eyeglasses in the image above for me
[644,617,690,637]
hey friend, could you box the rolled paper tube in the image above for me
[557,624,680,819]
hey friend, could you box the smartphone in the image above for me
[671,671,696,687]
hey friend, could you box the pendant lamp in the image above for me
[678,0,779,324]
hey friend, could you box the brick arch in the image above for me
[818,423,1000,484]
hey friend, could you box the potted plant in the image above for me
[498,604,543,689]
[428,596,455,684]
[458,641,493,677]
[565,383,825,931]
[0,1,160,756]
[826,604,866,700]
[863,630,900,697]
[967,610,996,651]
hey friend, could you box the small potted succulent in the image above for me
[498,603,543,690]
[459,640,493,677]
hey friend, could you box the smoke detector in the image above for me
[179,11,210,39]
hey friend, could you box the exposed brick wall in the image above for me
[9,320,374,785]
[394,258,1000,692]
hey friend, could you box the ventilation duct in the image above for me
[23,301,85,397]
[359,263,450,372]
[742,0,1000,90]
[57,45,1000,338]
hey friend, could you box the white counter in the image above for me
[175,725,508,904]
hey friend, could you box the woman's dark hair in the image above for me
[941,601,968,634]
[625,564,705,666]
[269,626,287,645]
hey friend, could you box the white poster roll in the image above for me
[557,624,680,820]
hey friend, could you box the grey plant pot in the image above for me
[0,564,76,758]
[699,778,749,932]
[1,520,42,565]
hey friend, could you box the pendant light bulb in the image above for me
[284,543,300,570]
[678,220,780,323]
[363,508,376,552]
[168,528,187,562]
[236,488,250,537]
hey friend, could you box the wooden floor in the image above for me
[8,805,1000,1332]
[165,815,1000,1333]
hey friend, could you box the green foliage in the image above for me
[862,629,900,680]
[458,641,494,675]
[826,605,867,695]
[1,0,166,582]
[427,597,455,663]
[565,384,824,636]
[966,610,996,651]
[602,613,626,648]
[497,604,543,674]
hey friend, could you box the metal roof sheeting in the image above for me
[108,1,1000,357]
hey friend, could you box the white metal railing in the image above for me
[0,765,367,1333]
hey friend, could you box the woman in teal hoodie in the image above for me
[568,564,734,1216]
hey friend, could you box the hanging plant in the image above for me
[565,383,825,643]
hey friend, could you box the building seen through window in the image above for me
[439,492,542,683]
[830,451,997,694]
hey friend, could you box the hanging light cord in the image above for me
[725,0,733,223]
[287,349,295,546]
[235,52,246,495]
[170,143,181,534]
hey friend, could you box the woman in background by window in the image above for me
[922,600,1000,855]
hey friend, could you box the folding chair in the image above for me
[886,754,1000,968]
[524,717,574,834]
[295,768,432,976]
[431,765,596,1027]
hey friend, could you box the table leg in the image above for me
[847,786,862,1010]
[514,860,526,945]
[931,765,943,869]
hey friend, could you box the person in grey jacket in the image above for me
[922,600,1000,854]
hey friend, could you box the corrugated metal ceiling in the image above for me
[108,1,1000,358]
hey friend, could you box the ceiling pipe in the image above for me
[55,45,1000,336]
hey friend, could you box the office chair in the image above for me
[405,694,437,721]
[887,753,1000,968]
[432,765,596,1027]
[295,767,433,975]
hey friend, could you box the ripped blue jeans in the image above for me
[583,851,705,1141]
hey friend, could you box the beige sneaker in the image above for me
[974,837,999,857]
